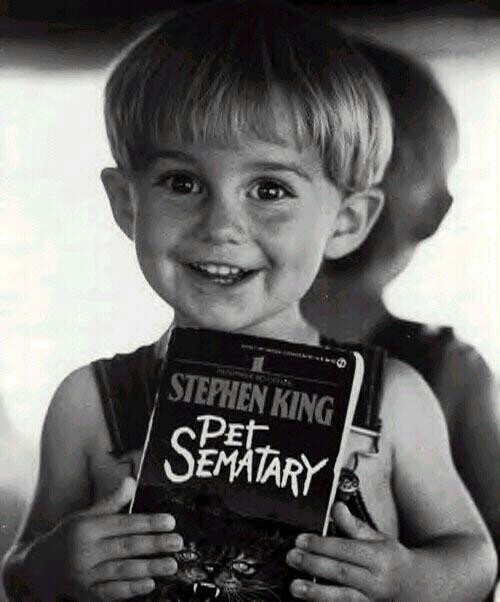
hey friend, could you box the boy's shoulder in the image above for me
[49,363,99,422]
[45,343,156,446]
[382,356,434,401]
[45,343,159,456]
[378,358,450,451]
[44,363,104,454]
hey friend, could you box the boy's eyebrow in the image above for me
[245,161,313,182]
[148,149,198,164]
[147,152,313,182]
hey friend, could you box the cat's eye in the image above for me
[230,560,257,575]
[176,549,200,562]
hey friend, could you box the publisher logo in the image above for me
[250,355,265,372]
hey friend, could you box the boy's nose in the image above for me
[199,195,247,245]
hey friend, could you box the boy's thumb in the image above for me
[87,477,137,515]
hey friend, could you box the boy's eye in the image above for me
[248,180,293,202]
[157,173,203,195]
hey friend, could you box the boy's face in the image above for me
[104,138,372,338]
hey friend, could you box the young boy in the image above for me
[302,40,500,560]
[3,2,497,600]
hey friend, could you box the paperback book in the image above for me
[130,327,365,601]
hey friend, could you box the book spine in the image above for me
[321,352,365,536]
[352,344,386,432]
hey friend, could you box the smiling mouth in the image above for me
[187,262,257,285]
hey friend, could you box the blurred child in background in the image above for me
[303,40,500,556]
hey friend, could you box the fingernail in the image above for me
[136,579,155,593]
[286,548,302,566]
[162,514,175,529]
[291,579,308,598]
[296,533,310,548]
[164,558,177,575]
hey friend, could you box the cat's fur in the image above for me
[139,488,297,601]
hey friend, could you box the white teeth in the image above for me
[214,264,230,276]
[193,262,245,276]
[192,582,220,597]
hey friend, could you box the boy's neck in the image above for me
[167,307,321,348]
[301,274,390,344]
[237,314,320,346]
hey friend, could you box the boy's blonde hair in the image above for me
[321,41,459,280]
[105,0,392,194]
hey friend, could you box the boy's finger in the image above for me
[332,502,383,541]
[290,579,369,601]
[99,533,184,562]
[94,513,176,537]
[294,533,375,567]
[90,556,177,583]
[286,548,370,591]
[91,578,155,601]
[87,477,137,516]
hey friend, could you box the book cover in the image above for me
[131,327,364,601]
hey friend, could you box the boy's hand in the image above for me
[28,477,183,601]
[286,502,413,601]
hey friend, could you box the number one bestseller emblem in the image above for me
[250,355,265,372]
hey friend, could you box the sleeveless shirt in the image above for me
[367,316,454,393]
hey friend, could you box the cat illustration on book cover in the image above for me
[136,487,298,601]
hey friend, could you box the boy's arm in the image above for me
[2,367,95,599]
[286,360,497,601]
[1,366,182,601]
[386,359,497,599]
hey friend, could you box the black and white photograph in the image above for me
[1,1,498,600]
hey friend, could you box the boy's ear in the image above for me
[101,167,136,241]
[324,188,384,260]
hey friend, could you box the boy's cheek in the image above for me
[133,221,177,260]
